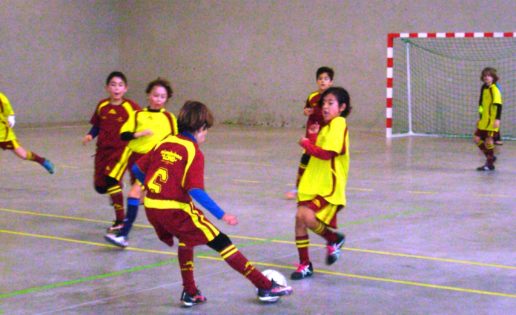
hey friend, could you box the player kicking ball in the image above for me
[116,100,292,307]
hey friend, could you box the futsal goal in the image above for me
[386,32,516,139]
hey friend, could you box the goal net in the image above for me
[386,32,516,139]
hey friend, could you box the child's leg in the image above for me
[106,176,125,225]
[474,136,488,157]
[485,136,495,167]
[118,183,142,237]
[207,233,272,290]
[178,243,197,294]
[13,146,54,174]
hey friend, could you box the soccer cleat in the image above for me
[104,233,128,248]
[476,165,495,171]
[42,159,55,174]
[284,189,297,200]
[107,220,124,233]
[180,289,207,307]
[290,262,313,280]
[326,233,346,265]
[257,280,293,303]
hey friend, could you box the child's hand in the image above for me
[222,214,238,225]
[82,134,93,145]
[307,122,320,134]
[7,115,15,128]
[304,108,313,116]
[494,119,500,129]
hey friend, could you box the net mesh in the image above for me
[392,37,516,139]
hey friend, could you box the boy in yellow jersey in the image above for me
[83,71,140,232]
[291,87,351,280]
[474,67,502,171]
[0,92,54,174]
[285,66,334,199]
[104,78,177,244]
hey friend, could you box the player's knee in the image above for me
[94,185,108,194]
[105,176,118,188]
[207,232,232,252]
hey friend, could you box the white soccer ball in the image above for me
[262,269,287,287]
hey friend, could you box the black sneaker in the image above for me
[257,280,293,303]
[476,165,495,171]
[107,220,124,233]
[290,262,313,280]
[326,233,346,265]
[180,289,206,307]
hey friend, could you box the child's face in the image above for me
[321,93,345,122]
[106,77,128,102]
[317,73,333,92]
[194,126,208,144]
[483,74,494,86]
[147,85,168,109]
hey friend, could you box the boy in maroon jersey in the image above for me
[83,71,140,231]
[285,66,334,199]
[127,101,292,307]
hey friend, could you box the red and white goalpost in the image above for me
[386,32,516,138]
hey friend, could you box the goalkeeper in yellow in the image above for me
[0,92,54,174]
[474,67,502,171]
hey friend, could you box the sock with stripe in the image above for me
[108,186,125,222]
[219,245,272,290]
[119,197,139,237]
[311,221,339,244]
[25,150,45,164]
[295,235,310,265]
[178,243,197,295]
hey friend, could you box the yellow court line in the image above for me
[478,194,511,198]
[1,207,514,270]
[1,228,514,299]
[408,190,437,195]
[348,187,375,192]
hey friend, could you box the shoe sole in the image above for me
[290,272,313,280]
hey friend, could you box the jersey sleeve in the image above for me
[319,117,347,154]
[120,110,137,134]
[492,85,502,105]
[0,93,15,116]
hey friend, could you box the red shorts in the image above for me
[93,146,126,187]
[145,204,220,248]
[0,139,19,150]
[298,196,343,228]
[474,129,495,140]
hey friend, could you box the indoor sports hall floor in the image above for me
[1,124,515,315]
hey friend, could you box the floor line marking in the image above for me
[1,229,514,300]
[1,208,514,270]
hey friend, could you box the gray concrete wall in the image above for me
[1,0,515,130]
[0,0,121,125]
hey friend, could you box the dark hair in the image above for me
[480,67,499,83]
[316,66,334,81]
[145,77,173,100]
[106,71,127,85]
[178,101,214,133]
[319,87,352,118]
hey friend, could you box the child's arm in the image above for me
[121,129,154,141]
[82,126,99,145]
[299,138,337,160]
[189,188,238,225]
[494,104,502,128]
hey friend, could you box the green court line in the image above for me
[0,258,178,299]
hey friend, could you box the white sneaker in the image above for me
[104,233,128,248]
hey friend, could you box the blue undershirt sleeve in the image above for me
[189,188,225,220]
[131,164,146,184]
[88,126,99,139]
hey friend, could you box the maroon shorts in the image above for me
[93,147,126,187]
[298,196,343,228]
[145,205,220,248]
[474,129,495,140]
[0,140,17,150]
